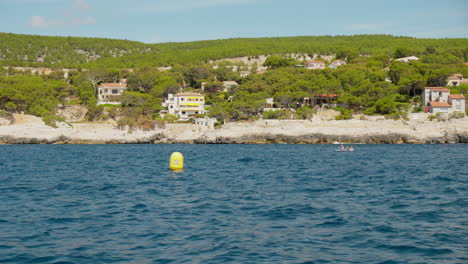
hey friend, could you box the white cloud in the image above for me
[30,0,95,28]
[30,16,63,28]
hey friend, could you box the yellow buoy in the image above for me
[169,152,184,172]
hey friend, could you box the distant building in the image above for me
[328,60,347,69]
[201,81,239,92]
[423,87,465,114]
[221,81,239,92]
[395,56,419,63]
[423,87,449,106]
[97,82,127,105]
[311,94,341,108]
[304,60,326,70]
[429,102,452,114]
[163,92,205,121]
[193,117,216,128]
[446,74,468,86]
[448,94,466,113]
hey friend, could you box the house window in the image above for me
[182,111,186,115]
[195,112,198,114]
[170,105,173,108]
[112,89,118,94]
[181,98,185,101]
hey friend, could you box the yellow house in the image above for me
[163,92,205,120]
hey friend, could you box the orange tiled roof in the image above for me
[99,83,127,88]
[314,93,341,98]
[449,94,466,99]
[430,102,451,107]
[425,87,449,92]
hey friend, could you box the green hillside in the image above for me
[1,33,467,68]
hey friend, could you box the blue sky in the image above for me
[1,0,467,43]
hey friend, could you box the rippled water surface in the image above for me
[0,144,467,264]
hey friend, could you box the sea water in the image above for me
[0,144,467,264]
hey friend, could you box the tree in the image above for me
[263,55,298,69]
[393,47,412,58]
[83,68,107,95]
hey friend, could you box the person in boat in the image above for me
[340,144,345,150]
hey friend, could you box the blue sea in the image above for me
[0,144,467,264]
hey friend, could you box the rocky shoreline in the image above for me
[1,114,467,144]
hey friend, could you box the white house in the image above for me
[328,60,347,69]
[423,87,449,106]
[97,82,127,105]
[222,81,239,92]
[446,74,468,86]
[429,102,452,114]
[193,117,216,128]
[423,87,465,114]
[448,94,466,112]
[304,60,325,70]
[395,56,419,63]
[163,92,205,121]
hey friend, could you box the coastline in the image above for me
[0,114,467,144]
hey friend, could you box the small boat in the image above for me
[335,148,354,152]
[336,145,354,152]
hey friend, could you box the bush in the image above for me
[449,112,465,119]
[106,108,119,120]
[262,110,286,119]
[412,95,421,104]
[435,112,448,121]
[335,107,352,120]
[116,116,137,130]
[428,114,436,121]
[137,115,155,131]
[386,112,401,120]
[412,106,423,113]
[0,110,15,124]
[295,106,315,119]
[42,114,65,128]
[163,114,178,123]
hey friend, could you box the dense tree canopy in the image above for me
[1,33,467,68]
[0,33,467,126]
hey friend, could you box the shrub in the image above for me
[42,114,65,128]
[449,112,465,119]
[137,115,155,131]
[295,106,315,119]
[163,114,178,123]
[116,116,137,130]
[412,106,423,113]
[428,114,436,121]
[412,95,422,104]
[106,108,119,120]
[435,112,448,121]
[0,110,15,124]
[263,110,286,119]
[335,107,352,120]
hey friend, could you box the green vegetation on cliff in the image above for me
[1,33,467,68]
[0,33,467,127]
